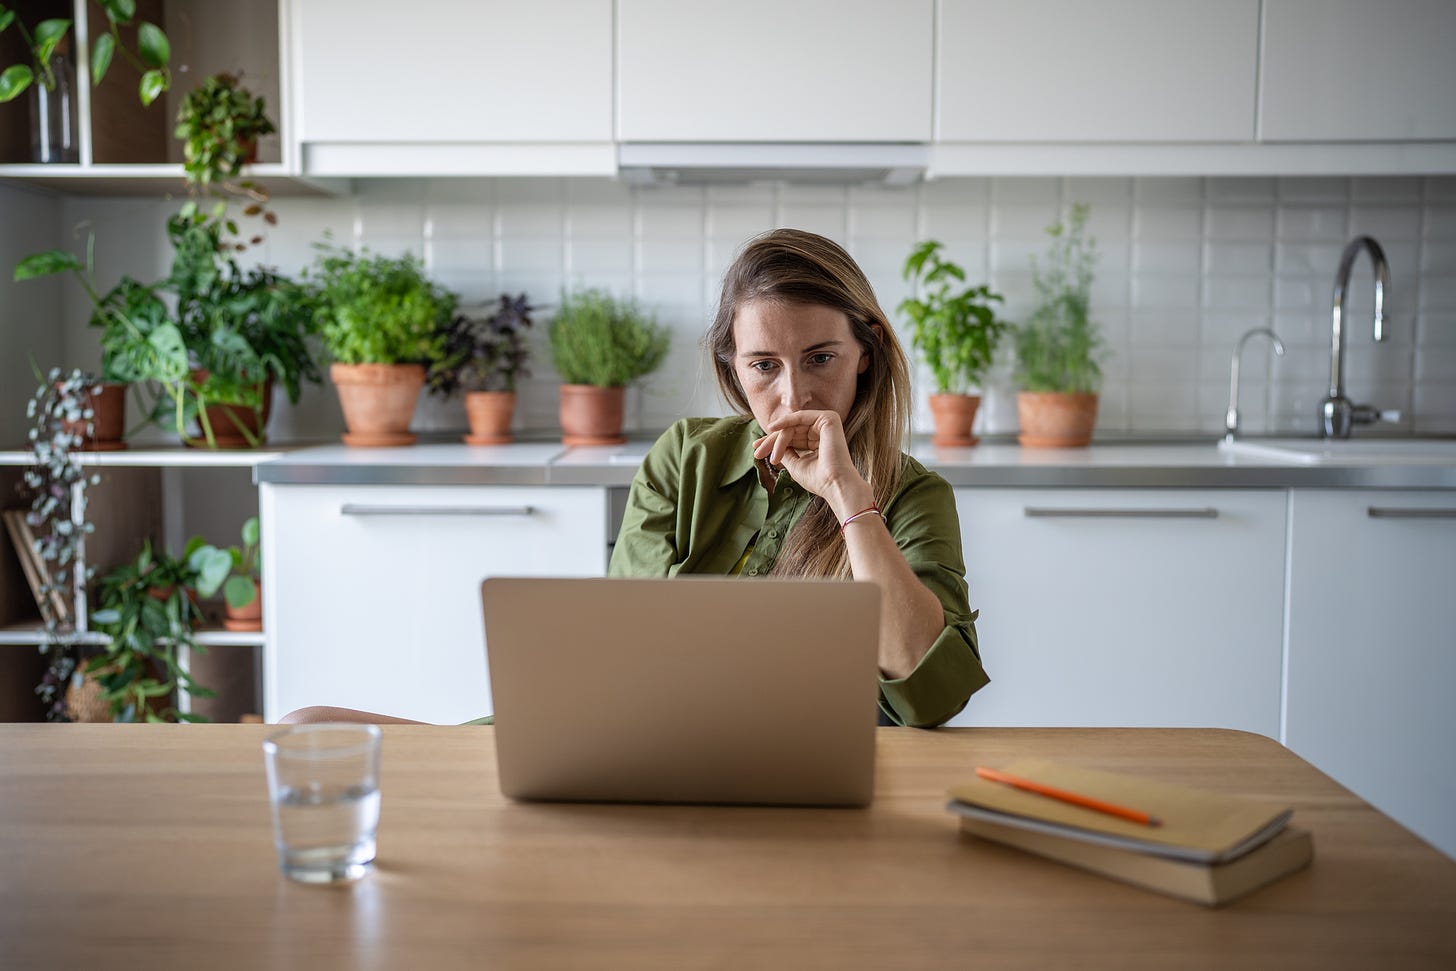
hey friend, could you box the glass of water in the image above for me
[263,724,382,884]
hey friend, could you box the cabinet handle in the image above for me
[1367,507,1456,520]
[1023,507,1219,519]
[340,504,535,517]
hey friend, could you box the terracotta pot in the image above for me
[60,381,127,451]
[928,393,981,447]
[189,371,274,449]
[330,362,426,447]
[222,579,262,633]
[559,384,626,446]
[463,390,517,445]
[1016,391,1099,448]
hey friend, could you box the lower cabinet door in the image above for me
[949,489,1286,736]
[262,484,608,724]
[1285,489,1456,860]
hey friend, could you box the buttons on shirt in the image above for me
[768,528,779,539]
[747,568,759,576]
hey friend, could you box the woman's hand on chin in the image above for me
[753,411,872,515]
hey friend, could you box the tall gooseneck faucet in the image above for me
[1225,328,1285,444]
[1320,236,1389,438]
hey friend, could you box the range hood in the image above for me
[617,143,929,187]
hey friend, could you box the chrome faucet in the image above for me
[1320,236,1390,438]
[1225,328,1285,444]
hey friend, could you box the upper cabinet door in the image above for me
[294,0,613,143]
[1259,0,1456,141]
[617,0,933,142]
[937,0,1259,142]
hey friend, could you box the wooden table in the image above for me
[1,725,1452,970]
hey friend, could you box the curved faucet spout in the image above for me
[1225,328,1285,443]
[1322,236,1391,438]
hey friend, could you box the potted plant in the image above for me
[899,240,1011,446]
[427,293,535,444]
[190,516,262,632]
[13,245,141,449]
[174,72,278,251]
[85,540,215,723]
[168,216,321,448]
[15,218,320,450]
[548,288,669,445]
[309,242,456,447]
[0,3,171,164]
[1014,203,1104,448]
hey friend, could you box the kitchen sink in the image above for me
[1218,437,1456,465]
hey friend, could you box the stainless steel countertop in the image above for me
[251,437,1456,489]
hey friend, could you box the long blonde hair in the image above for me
[705,229,912,579]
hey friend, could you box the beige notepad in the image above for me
[946,758,1293,864]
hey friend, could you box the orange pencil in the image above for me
[975,766,1163,827]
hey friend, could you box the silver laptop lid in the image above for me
[483,576,881,807]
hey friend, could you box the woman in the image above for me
[609,228,986,727]
[282,229,987,728]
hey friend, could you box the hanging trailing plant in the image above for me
[22,368,103,721]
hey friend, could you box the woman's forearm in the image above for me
[824,478,945,680]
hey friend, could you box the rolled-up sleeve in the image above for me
[876,467,989,728]
[608,423,685,578]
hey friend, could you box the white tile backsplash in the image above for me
[13,176,1453,438]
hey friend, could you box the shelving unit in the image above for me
[0,1,345,196]
[0,443,298,720]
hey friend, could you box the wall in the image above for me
[32,174,1456,443]
[0,182,64,446]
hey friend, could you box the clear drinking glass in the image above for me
[263,724,382,883]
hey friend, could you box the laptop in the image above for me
[481,576,881,807]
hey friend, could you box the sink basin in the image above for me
[1219,438,1456,465]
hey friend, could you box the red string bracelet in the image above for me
[840,504,882,534]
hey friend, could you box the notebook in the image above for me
[947,758,1294,864]
[481,576,882,807]
[948,759,1313,906]
[956,814,1313,907]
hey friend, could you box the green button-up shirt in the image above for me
[608,416,989,728]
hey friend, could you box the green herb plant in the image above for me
[174,72,278,250]
[88,540,216,723]
[0,1,170,105]
[549,289,669,388]
[1015,203,1103,394]
[309,243,456,366]
[428,293,536,397]
[898,240,1011,394]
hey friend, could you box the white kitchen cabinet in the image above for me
[937,0,1258,142]
[949,489,1286,736]
[290,0,615,175]
[1284,490,1456,859]
[261,483,609,724]
[1259,0,1456,141]
[616,0,932,142]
